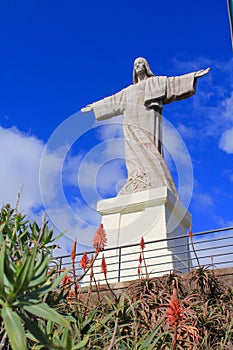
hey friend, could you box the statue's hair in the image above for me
[133,57,155,84]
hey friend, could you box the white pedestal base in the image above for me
[89,187,192,284]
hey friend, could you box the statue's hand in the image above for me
[81,104,93,112]
[195,67,210,78]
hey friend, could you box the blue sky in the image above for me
[0,0,233,255]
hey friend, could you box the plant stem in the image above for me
[190,236,201,268]
[104,274,118,301]
[107,317,118,350]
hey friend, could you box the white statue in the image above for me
[82,57,209,196]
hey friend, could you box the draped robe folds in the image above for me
[92,73,196,196]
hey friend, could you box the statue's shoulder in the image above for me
[150,75,167,80]
[125,84,134,92]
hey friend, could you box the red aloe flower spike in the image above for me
[89,254,94,282]
[61,274,72,287]
[139,253,143,264]
[68,290,75,298]
[74,283,79,293]
[137,264,141,278]
[71,239,77,261]
[140,237,145,251]
[189,223,201,268]
[80,251,89,271]
[166,287,183,328]
[89,255,93,264]
[92,223,107,253]
[189,224,193,239]
[90,265,94,282]
[101,253,107,277]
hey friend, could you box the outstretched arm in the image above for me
[81,104,93,112]
[81,88,126,121]
[195,67,210,78]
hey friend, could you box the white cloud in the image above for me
[193,193,214,208]
[97,116,123,141]
[78,160,100,189]
[39,145,71,206]
[171,56,214,78]
[0,126,43,211]
[177,123,196,139]
[103,138,125,159]
[0,125,102,254]
[163,123,192,166]
[219,128,233,154]
[221,92,233,121]
[170,56,233,153]
[214,216,233,228]
[57,153,81,188]
[45,204,99,248]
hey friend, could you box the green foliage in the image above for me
[1,306,27,350]
[0,204,73,349]
[0,203,232,349]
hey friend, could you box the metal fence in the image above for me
[54,226,233,285]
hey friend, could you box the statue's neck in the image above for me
[137,73,148,83]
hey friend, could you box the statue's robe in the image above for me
[92,73,196,196]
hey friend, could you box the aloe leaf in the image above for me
[28,270,48,288]
[50,230,65,243]
[31,222,40,238]
[0,243,7,298]
[13,248,37,295]
[2,306,27,350]
[28,253,49,288]
[44,228,53,243]
[88,308,118,333]
[73,336,89,349]
[21,313,64,349]
[26,268,70,299]
[48,267,71,290]
[0,222,6,245]
[4,253,15,285]
[0,222,6,233]
[138,322,163,348]
[61,328,73,349]
[23,301,70,328]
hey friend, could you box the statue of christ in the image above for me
[82,57,209,196]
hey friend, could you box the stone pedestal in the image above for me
[89,187,192,284]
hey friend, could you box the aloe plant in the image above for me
[0,204,71,349]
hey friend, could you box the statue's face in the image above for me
[134,58,146,75]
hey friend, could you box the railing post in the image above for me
[118,247,122,282]
[59,257,62,275]
[187,236,191,272]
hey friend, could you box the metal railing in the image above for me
[54,227,233,285]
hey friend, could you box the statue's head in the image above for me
[133,57,155,84]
